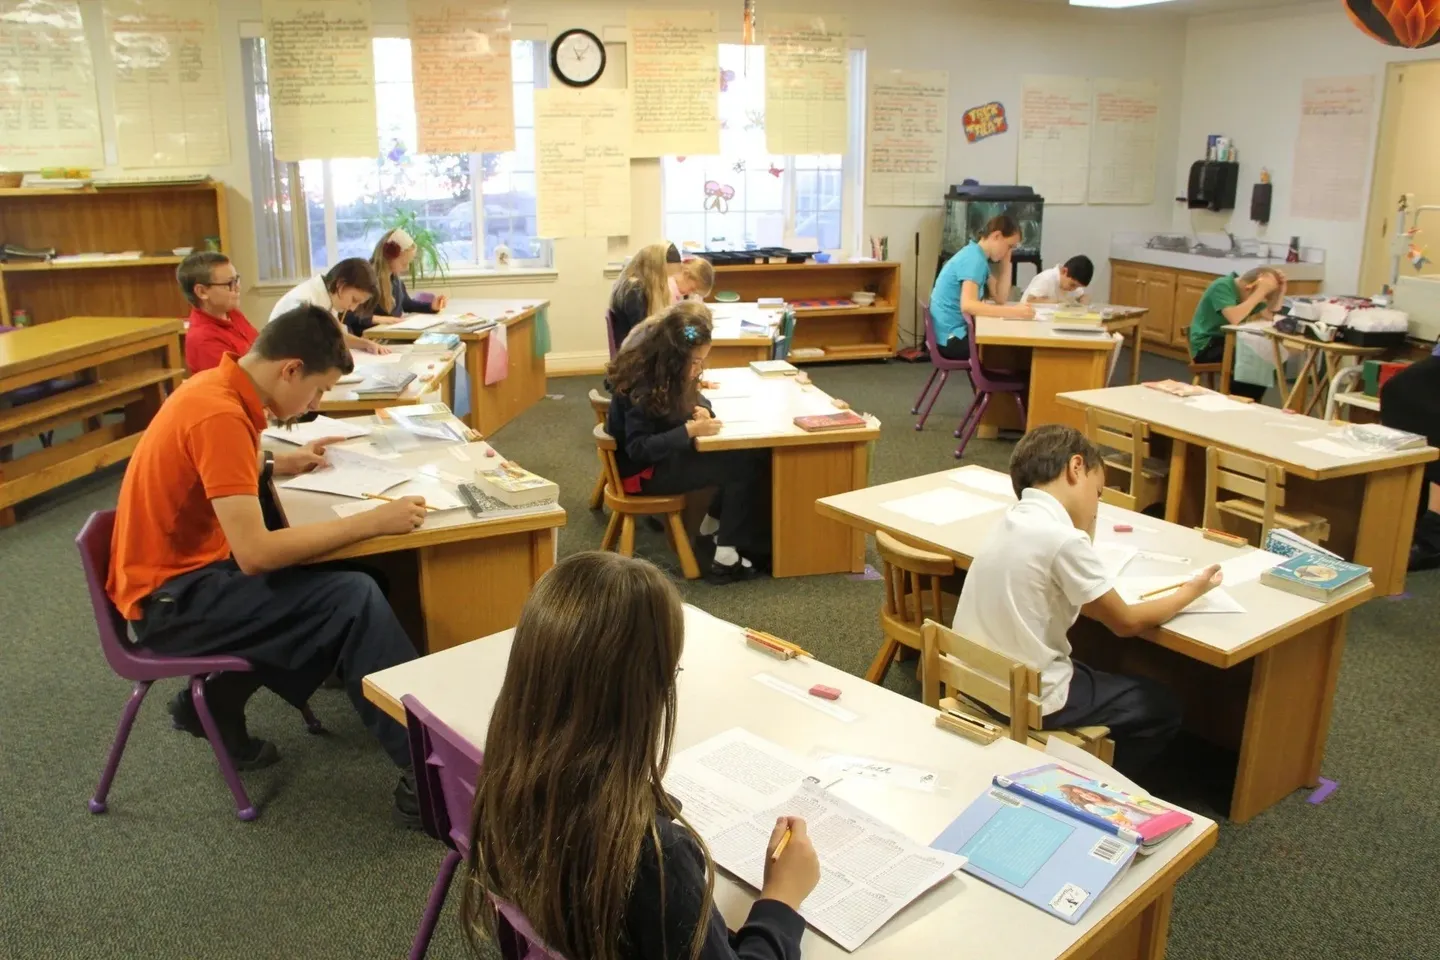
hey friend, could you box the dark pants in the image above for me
[1380,356,1440,554]
[1044,661,1181,776]
[937,336,970,361]
[133,560,417,767]
[1193,339,1265,401]
[641,448,771,554]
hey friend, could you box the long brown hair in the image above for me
[614,242,678,320]
[369,229,408,314]
[460,552,713,960]
[606,302,713,419]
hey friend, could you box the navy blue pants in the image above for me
[1044,662,1182,776]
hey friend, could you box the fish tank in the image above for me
[939,184,1045,273]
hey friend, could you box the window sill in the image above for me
[250,266,559,296]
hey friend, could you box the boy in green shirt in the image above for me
[1188,267,1285,401]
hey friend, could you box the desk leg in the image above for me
[1220,331,1236,395]
[1129,327,1144,385]
[1024,348,1109,431]
[465,339,485,433]
[772,442,868,577]
[1355,465,1423,595]
[1284,348,1318,412]
[1269,336,1288,403]
[1163,440,1188,524]
[1231,614,1348,823]
[1079,888,1174,960]
[416,526,557,652]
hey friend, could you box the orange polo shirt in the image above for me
[107,354,267,620]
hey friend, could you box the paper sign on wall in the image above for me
[627,9,719,157]
[1088,78,1159,205]
[962,101,1008,143]
[103,0,230,168]
[1018,75,1092,205]
[764,13,848,156]
[1291,75,1375,222]
[867,69,948,207]
[534,88,631,238]
[0,0,106,171]
[262,0,379,161]
[407,0,513,154]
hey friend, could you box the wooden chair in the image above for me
[920,619,1115,764]
[869,532,956,684]
[1181,326,1223,389]
[1085,408,1167,514]
[1204,447,1331,546]
[587,389,610,511]
[593,424,701,579]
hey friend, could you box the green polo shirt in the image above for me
[1189,273,1263,356]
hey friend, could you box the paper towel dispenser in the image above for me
[1187,161,1239,212]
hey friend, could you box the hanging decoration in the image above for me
[742,0,756,45]
[704,180,735,213]
[961,102,1008,143]
[720,68,735,92]
[1343,0,1440,48]
[768,163,784,178]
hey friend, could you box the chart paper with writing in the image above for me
[407,0,513,154]
[1018,75,1092,205]
[764,14,848,156]
[534,88,630,238]
[0,0,105,170]
[262,0,378,161]
[867,70,948,207]
[627,9,719,157]
[1087,78,1158,206]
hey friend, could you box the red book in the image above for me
[793,411,867,432]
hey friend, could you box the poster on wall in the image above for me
[0,0,106,171]
[867,70,948,207]
[1088,78,1159,205]
[408,1,513,154]
[534,88,631,238]
[764,13,849,156]
[262,0,378,161]
[104,0,230,168]
[628,9,719,157]
[1290,75,1375,222]
[1018,75,1092,204]
[962,101,1007,143]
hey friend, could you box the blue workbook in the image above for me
[931,781,1139,924]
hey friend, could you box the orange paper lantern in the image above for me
[1345,0,1440,48]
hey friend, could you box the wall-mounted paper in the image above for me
[764,14,848,156]
[534,88,630,238]
[103,0,229,168]
[0,0,105,171]
[1290,75,1374,222]
[407,0,513,154]
[1088,78,1158,206]
[627,9,718,157]
[1018,75,1092,205]
[866,69,948,207]
[261,0,378,161]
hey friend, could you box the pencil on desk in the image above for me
[362,492,438,512]
[746,629,813,659]
[1138,581,1187,601]
[771,827,793,861]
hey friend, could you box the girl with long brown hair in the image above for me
[348,227,449,335]
[461,551,819,959]
[609,242,684,346]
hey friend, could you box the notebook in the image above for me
[793,410,867,432]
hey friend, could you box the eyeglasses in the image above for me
[204,275,242,291]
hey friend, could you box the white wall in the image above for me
[1172,1,1440,294]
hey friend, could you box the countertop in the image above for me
[1109,242,1326,282]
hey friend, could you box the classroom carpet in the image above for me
[2,351,1437,960]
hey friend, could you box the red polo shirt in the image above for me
[185,306,258,373]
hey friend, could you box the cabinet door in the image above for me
[1109,264,1143,309]
[1139,270,1176,343]
[1172,276,1211,349]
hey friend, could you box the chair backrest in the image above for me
[1204,446,1285,541]
[593,424,626,500]
[1085,408,1150,510]
[588,389,610,426]
[604,309,619,361]
[771,308,797,361]
[74,510,140,678]
[920,619,1042,744]
[961,312,1010,390]
[876,531,953,638]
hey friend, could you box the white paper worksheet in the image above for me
[277,448,413,499]
[881,487,1005,526]
[262,415,370,446]
[1114,577,1244,614]
[663,728,828,836]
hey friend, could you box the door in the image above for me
[1139,269,1176,344]
[1173,274,1211,349]
[1110,263,1143,309]
[1360,60,1440,297]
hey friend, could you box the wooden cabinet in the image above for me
[1172,275,1212,349]
[1110,263,1143,310]
[1138,268,1176,345]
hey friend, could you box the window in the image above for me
[242,36,547,281]
[662,44,864,254]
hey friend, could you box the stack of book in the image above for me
[1260,530,1370,600]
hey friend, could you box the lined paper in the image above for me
[0,0,105,170]
[627,9,719,157]
[261,0,378,160]
[534,88,630,238]
[407,0,513,154]
[867,70,948,207]
[1018,76,1092,205]
[1291,76,1374,222]
[764,13,848,155]
[1088,78,1158,205]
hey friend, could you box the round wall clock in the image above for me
[550,28,606,87]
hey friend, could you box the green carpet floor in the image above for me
[2,353,1437,959]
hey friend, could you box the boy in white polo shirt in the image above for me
[1021,255,1093,305]
[953,425,1223,775]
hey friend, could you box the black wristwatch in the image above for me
[261,449,275,483]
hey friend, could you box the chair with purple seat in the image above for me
[403,693,564,960]
[910,299,971,431]
[76,510,322,822]
[952,311,1027,460]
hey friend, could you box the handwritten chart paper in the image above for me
[408,0,513,154]
[0,0,105,170]
[627,10,718,157]
[1018,76,1092,205]
[103,0,229,167]
[534,88,630,238]
[1290,76,1374,222]
[764,14,848,156]
[1088,78,1158,205]
[867,69,948,207]
[262,0,378,161]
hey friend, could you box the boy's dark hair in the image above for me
[1009,425,1102,498]
[323,257,380,296]
[251,305,354,375]
[176,252,231,307]
[979,214,1020,240]
[1062,255,1094,286]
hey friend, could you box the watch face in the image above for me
[553,29,605,86]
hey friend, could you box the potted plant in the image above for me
[375,207,449,284]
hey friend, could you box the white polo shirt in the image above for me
[268,274,334,323]
[952,488,1113,714]
[1022,266,1086,304]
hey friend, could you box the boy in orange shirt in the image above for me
[107,305,429,825]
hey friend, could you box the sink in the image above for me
[1189,246,1236,259]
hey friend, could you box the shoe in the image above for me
[706,558,763,584]
[1409,545,1440,572]
[393,768,424,831]
[169,688,281,771]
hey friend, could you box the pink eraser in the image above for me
[1113,524,1133,533]
[1282,408,1298,415]
[809,684,841,701]
[485,448,497,457]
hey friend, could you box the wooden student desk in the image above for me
[318,344,459,417]
[365,298,548,437]
[364,604,1216,959]
[816,465,1375,823]
[0,316,183,526]
[269,419,564,653]
[1056,384,1437,596]
[700,367,879,577]
[704,302,784,368]
[1218,321,1386,415]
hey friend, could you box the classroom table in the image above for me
[1055,384,1437,596]
[1219,321,1386,415]
[364,298,549,437]
[363,604,1216,959]
[816,465,1375,823]
[269,417,564,653]
[699,366,880,577]
[0,315,183,526]
[704,301,784,368]
[318,344,459,417]
[971,316,1126,437]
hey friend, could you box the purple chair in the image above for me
[911,300,971,430]
[76,510,322,821]
[403,694,564,960]
[953,312,1027,460]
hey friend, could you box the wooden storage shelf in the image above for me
[0,256,185,273]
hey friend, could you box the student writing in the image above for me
[1021,255,1093,305]
[610,242,684,348]
[953,425,1223,776]
[1187,267,1286,402]
[346,228,449,336]
[269,258,391,356]
[461,551,819,960]
[178,251,257,373]
[671,256,716,304]
[928,215,1034,360]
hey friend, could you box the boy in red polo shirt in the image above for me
[108,304,430,824]
[180,252,258,373]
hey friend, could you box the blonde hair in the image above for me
[369,228,414,314]
[616,243,674,322]
[680,258,715,298]
[1239,267,1286,312]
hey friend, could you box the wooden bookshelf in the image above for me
[0,181,229,326]
[708,261,901,363]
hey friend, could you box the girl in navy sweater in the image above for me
[347,228,449,336]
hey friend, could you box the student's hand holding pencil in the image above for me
[360,496,429,535]
[761,816,819,911]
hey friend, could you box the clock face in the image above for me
[552,29,606,87]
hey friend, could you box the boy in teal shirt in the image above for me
[1188,267,1285,401]
[929,215,1035,360]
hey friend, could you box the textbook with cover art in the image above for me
[997,764,1192,846]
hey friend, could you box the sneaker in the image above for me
[393,768,424,831]
[168,688,280,771]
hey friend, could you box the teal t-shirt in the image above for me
[1188,273,1263,356]
[930,242,992,345]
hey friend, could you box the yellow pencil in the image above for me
[771,827,793,862]
[1138,581,1187,601]
[747,629,813,659]
[362,492,438,512]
